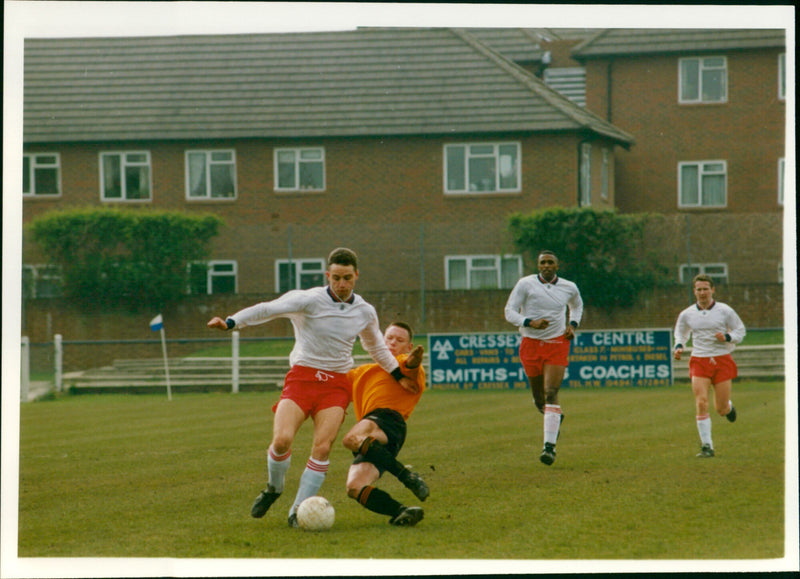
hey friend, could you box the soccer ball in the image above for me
[296,496,335,531]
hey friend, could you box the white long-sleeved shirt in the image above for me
[504,274,584,341]
[229,286,399,375]
[674,301,746,358]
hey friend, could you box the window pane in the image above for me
[702,69,725,101]
[470,269,497,289]
[278,159,296,189]
[103,155,122,198]
[469,145,494,155]
[188,153,207,197]
[448,260,467,289]
[300,272,324,289]
[680,165,699,205]
[498,145,518,189]
[446,146,466,191]
[211,275,236,294]
[299,161,323,189]
[126,153,147,164]
[300,149,322,161]
[210,164,235,197]
[681,60,699,101]
[23,157,31,193]
[126,165,149,199]
[210,151,233,162]
[501,257,520,288]
[469,157,496,191]
[212,262,235,273]
[702,174,725,206]
[34,168,59,194]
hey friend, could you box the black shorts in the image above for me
[352,408,407,473]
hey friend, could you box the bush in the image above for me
[507,206,669,309]
[28,207,222,310]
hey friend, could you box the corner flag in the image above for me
[148,314,171,400]
[149,314,164,332]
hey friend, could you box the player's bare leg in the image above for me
[712,379,736,421]
[528,374,546,413]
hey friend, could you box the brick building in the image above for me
[22,28,786,314]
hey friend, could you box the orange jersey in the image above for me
[348,353,426,421]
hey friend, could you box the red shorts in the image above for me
[273,365,351,417]
[689,354,738,384]
[519,336,571,377]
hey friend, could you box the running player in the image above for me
[673,274,745,457]
[207,248,417,526]
[504,250,583,466]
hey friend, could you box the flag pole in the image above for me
[160,327,172,401]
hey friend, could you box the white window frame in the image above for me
[274,147,325,192]
[188,260,238,295]
[100,151,152,202]
[601,148,610,201]
[22,264,63,298]
[679,56,728,104]
[678,160,727,208]
[580,143,592,206]
[275,258,326,292]
[185,150,237,200]
[778,53,785,101]
[680,263,728,284]
[23,153,62,197]
[778,158,784,206]
[444,142,521,195]
[445,254,522,290]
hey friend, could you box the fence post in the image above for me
[54,334,63,392]
[232,330,240,394]
[21,336,30,403]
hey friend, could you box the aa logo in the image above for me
[432,339,454,360]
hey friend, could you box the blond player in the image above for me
[674,274,746,457]
[342,322,428,526]
[207,248,417,527]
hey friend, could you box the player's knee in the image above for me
[311,440,333,460]
[270,436,292,456]
[342,431,360,452]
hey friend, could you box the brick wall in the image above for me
[21,282,784,372]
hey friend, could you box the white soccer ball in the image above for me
[296,496,335,531]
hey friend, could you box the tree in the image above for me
[507,207,669,309]
[28,207,223,310]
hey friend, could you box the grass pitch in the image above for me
[17,381,786,566]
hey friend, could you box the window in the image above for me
[187,261,237,295]
[543,67,586,107]
[679,161,726,208]
[22,264,63,298]
[275,258,326,292]
[275,148,325,191]
[580,143,591,206]
[778,53,785,101]
[601,148,610,201]
[778,158,784,206]
[186,150,236,199]
[444,143,520,194]
[445,255,521,290]
[23,153,61,197]
[100,152,151,201]
[679,56,727,103]
[680,263,728,285]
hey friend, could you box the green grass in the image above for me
[17,381,787,565]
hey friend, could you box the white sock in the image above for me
[290,457,329,515]
[696,415,713,448]
[267,447,292,493]
[544,405,562,445]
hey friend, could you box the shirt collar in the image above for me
[695,300,716,311]
[327,286,355,305]
[538,274,559,285]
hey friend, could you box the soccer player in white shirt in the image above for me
[505,250,583,466]
[208,248,416,526]
[673,274,746,458]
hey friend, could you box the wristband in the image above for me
[226,318,235,330]
[391,367,406,382]
[674,343,683,350]
[725,333,731,342]
[569,321,578,329]
[523,318,532,328]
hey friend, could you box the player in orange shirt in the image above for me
[342,322,429,526]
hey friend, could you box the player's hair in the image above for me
[327,247,358,271]
[692,273,715,288]
[389,321,414,342]
[538,250,558,261]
